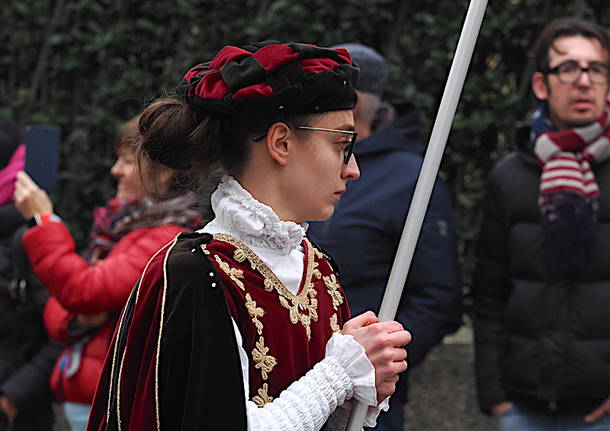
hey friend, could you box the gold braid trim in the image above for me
[153,237,180,431]
[214,254,245,291]
[212,234,319,340]
[111,238,177,431]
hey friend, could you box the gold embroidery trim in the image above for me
[245,293,265,335]
[252,383,274,408]
[240,272,278,399]
[251,336,277,380]
[312,261,322,280]
[330,313,341,333]
[311,245,326,260]
[214,254,245,291]
[323,273,344,311]
[212,234,319,340]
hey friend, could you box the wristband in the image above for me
[33,213,60,225]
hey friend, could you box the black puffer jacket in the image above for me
[473,126,610,414]
[0,205,61,431]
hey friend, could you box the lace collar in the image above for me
[206,176,307,254]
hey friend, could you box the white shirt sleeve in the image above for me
[231,320,386,431]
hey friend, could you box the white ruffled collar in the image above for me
[206,176,307,254]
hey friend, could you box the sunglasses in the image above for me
[252,124,358,164]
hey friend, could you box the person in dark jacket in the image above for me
[308,43,462,431]
[0,120,61,431]
[473,18,610,430]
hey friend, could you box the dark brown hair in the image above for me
[136,97,318,184]
[533,18,610,72]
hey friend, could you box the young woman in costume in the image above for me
[13,117,201,431]
[87,42,411,431]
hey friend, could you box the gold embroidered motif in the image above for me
[200,244,210,255]
[245,293,265,335]
[252,336,277,380]
[312,261,322,280]
[214,254,245,291]
[323,273,344,310]
[278,289,318,340]
[330,313,341,333]
[234,248,247,263]
[213,234,319,340]
[311,245,326,260]
[252,383,273,407]
[263,278,274,292]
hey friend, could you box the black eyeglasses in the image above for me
[543,60,609,85]
[252,124,358,164]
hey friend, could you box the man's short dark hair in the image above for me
[532,18,610,71]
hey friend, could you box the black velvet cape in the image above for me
[86,232,247,430]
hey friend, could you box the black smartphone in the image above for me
[24,125,61,191]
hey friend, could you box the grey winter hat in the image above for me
[331,43,387,95]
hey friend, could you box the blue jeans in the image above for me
[64,402,91,431]
[500,404,610,431]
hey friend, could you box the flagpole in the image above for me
[345,0,488,429]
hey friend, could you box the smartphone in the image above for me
[24,125,61,191]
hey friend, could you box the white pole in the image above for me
[345,0,488,429]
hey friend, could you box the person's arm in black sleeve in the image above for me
[471,169,511,414]
[396,178,463,368]
[0,231,62,414]
[0,338,63,413]
[0,203,25,238]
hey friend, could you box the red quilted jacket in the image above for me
[23,221,188,403]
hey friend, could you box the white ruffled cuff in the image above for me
[325,397,390,429]
[325,332,378,407]
[364,396,390,428]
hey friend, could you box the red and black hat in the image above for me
[177,41,359,118]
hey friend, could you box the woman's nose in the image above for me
[342,154,360,181]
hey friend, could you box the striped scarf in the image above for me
[531,105,610,279]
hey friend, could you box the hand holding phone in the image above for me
[13,171,54,220]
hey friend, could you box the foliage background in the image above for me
[1,0,609,296]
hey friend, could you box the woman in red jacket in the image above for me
[12,117,201,431]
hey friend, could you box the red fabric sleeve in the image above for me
[23,221,187,314]
[43,295,74,343]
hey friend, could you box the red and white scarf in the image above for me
[534,108,610,204]
[531,106,610,279]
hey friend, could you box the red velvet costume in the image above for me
[204,234,351,405]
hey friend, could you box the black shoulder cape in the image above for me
[87,232,247,430]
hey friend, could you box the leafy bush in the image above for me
[1,0,608,286]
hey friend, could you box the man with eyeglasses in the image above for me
[308,43,462,431]
[473,18,610,431]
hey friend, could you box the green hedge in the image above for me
[1,0,608,284]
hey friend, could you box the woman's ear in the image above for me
[532,72,550,100]
[137,156,176,196]
[265,122,292,166]
[157,165,177,191]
